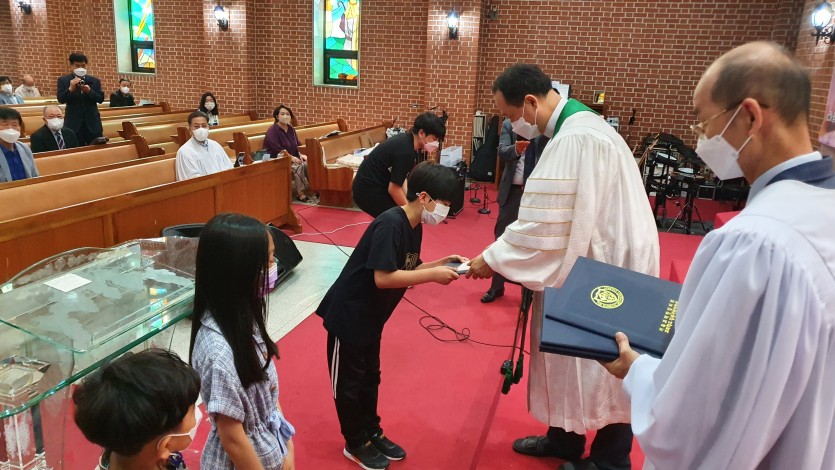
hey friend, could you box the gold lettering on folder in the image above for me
[658,299,678,334]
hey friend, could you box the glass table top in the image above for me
[0,237,198,418]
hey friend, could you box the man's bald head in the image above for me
[43,105,63,120]
[699,41,810,125]
[22,75,35,86]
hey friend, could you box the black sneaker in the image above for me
[370,433,407,461]
[344,442,390,470]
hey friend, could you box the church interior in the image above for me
[1,0,834,469]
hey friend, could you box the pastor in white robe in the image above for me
[482,98,660,433]
[175,137,233,181]
[625,153,835,469]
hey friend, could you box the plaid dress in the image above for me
[192,314,294,470]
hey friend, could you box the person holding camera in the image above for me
[57,52,104,146]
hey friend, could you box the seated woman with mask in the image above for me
[198,92,220,126]
[264,104,314,203]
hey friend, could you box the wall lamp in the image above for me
[214,4,229,31]
[16,0,32,15]
[447,8,459,40]
[812,1,835,45]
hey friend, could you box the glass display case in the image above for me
[0,238,198,470]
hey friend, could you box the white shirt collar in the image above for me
[544,96,569,139]
[748,151,822,202]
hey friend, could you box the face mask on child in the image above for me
[421,195,450,225]
[157,406,202,451]
[260,262,279,297]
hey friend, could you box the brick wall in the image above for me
[795,0,835,153]
[475,0,805,150]
[4,0,823,160]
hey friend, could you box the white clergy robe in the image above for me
[482,99,660,433]
[625,154,835,469]
[175,137,233,181]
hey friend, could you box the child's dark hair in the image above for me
[198,92,219,115]
[405,161,457,202]
[72,349,200,456]
[188,213,279,388]
[411,112,446,141]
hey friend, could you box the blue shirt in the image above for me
[1,144,27,181]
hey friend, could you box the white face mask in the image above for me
[192,127,210,142]
[157,407,202,450]
[0,84,11,94]
[204,102,215,111]
[120,86,130,95]
[695,106,750,180]
[74,68,87,77]
[421,196,450,225]
[511,101,540,140]
[47,118,64,131]
[0,128,21,144]
[423,139,440,153]
[278,115,292,125]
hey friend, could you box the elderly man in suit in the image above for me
[0,107,39,183]
[29,105,81,153]
[57,52,104,146]
[481,117,547,303]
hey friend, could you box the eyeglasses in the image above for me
[690,100,768,139]
[689,103,739,139]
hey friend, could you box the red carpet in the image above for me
[61,190,707,469]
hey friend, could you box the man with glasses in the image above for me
[603,41,835,469]
[467,64,659,470]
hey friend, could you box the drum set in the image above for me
[637,133,709,235]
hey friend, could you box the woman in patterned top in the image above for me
[189,213,296,470]
[72,348,201,470]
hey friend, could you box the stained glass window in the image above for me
[129,0,155,73]
[324,0,359,86]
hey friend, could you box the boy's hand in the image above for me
[432,266,460,285]
[446,254,470,264]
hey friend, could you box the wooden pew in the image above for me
[231,119,348,164]
[31,140,157,159]
[174,119,275,156]
[20,104,171,137]
[2,153,174,189]
[117,111,258,138]
[34,142,156,175]
[0,157,299,282]
[305,122,391,207]
[124,114,258,157]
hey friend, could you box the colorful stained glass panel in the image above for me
[325,0,359,53]
[136,48,156,70]
[129,0,155,42]
[328,58,358,80]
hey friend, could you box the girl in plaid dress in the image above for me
[189,214,296,469]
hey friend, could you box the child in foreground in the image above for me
[73,348,202,470]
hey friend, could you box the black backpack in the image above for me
[470,115,500,183]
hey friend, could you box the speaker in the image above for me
[267,224,303,284]
[160,223,303,286]
[449,162,467,217]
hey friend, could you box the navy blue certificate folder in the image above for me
[539,257,682,361]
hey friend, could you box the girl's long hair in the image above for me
[188,213,279,388]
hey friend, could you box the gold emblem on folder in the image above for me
[590,286,624,309]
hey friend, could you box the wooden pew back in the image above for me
[33,140,137,159]
[1,154,174,190]
[0,159,177,222]
[0,158,299,282]
[35,144,142,176]
[304,122,391,207]
[231,119,348,163]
